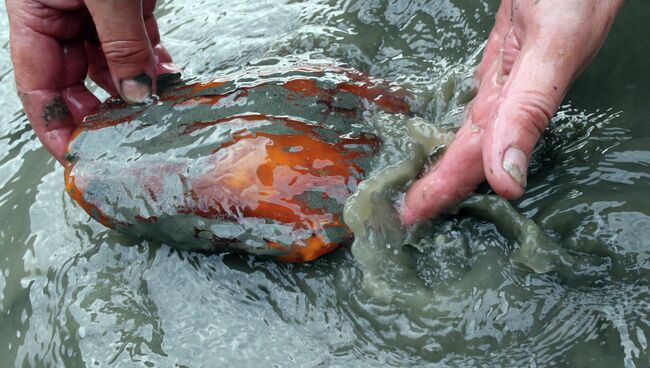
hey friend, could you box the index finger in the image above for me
[400,120,486,226]
[400,60,502,225]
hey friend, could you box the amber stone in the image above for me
[64,65,409,261]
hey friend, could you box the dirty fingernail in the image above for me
[120,73,152,104]
[502,146,528,188]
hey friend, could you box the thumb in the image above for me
[483,39,579,199]
[84,0,156,104]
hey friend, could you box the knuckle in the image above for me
[101,39,151,66]
[38,0,84,10]
[506,90,556,135]
[11,1,85,38]
[12,4,55,32]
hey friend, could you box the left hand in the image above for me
[6,0,178,164]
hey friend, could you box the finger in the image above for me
[482,36,579,199]
[85,37,177,96]
[399,0,514,224]
[84,0,156,104]
[17,39,100,163]
[153,44,181,76]
[400,123,486,226]
[85,39,119,96]
[82,17,119,95]
[482,0,622,199]
[7,1,99,163]
[142,0,181,75]
[61,42,102,124]
[85,14,178,95]
[400,61,503,225]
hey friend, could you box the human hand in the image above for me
[6,0,179,164]
[400,0,623,225]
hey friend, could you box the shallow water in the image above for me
[1,1,649,367]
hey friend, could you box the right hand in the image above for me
[6,0,179,164]
[400,0,623,225]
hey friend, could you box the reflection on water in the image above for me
[0,0,649,367]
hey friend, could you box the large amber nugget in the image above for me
[64,65,409,261]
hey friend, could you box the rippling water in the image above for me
[1,1,649,367]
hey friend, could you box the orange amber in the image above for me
[64,65,409,262]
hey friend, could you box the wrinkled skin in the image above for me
[6,0,177,163]
[401,0,624,225]
[64,65,409,262]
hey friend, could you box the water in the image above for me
[1,0,649,367]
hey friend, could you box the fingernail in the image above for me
[502,146,528,188]
[120,73,152,104]
[160,62,182,75]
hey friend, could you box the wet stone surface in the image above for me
[64,65,410,262]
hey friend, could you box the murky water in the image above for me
[1,1,649,367]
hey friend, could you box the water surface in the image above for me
[1,1,649,367]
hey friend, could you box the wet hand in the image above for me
[6,0,178,164]
[400,0,623,225]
